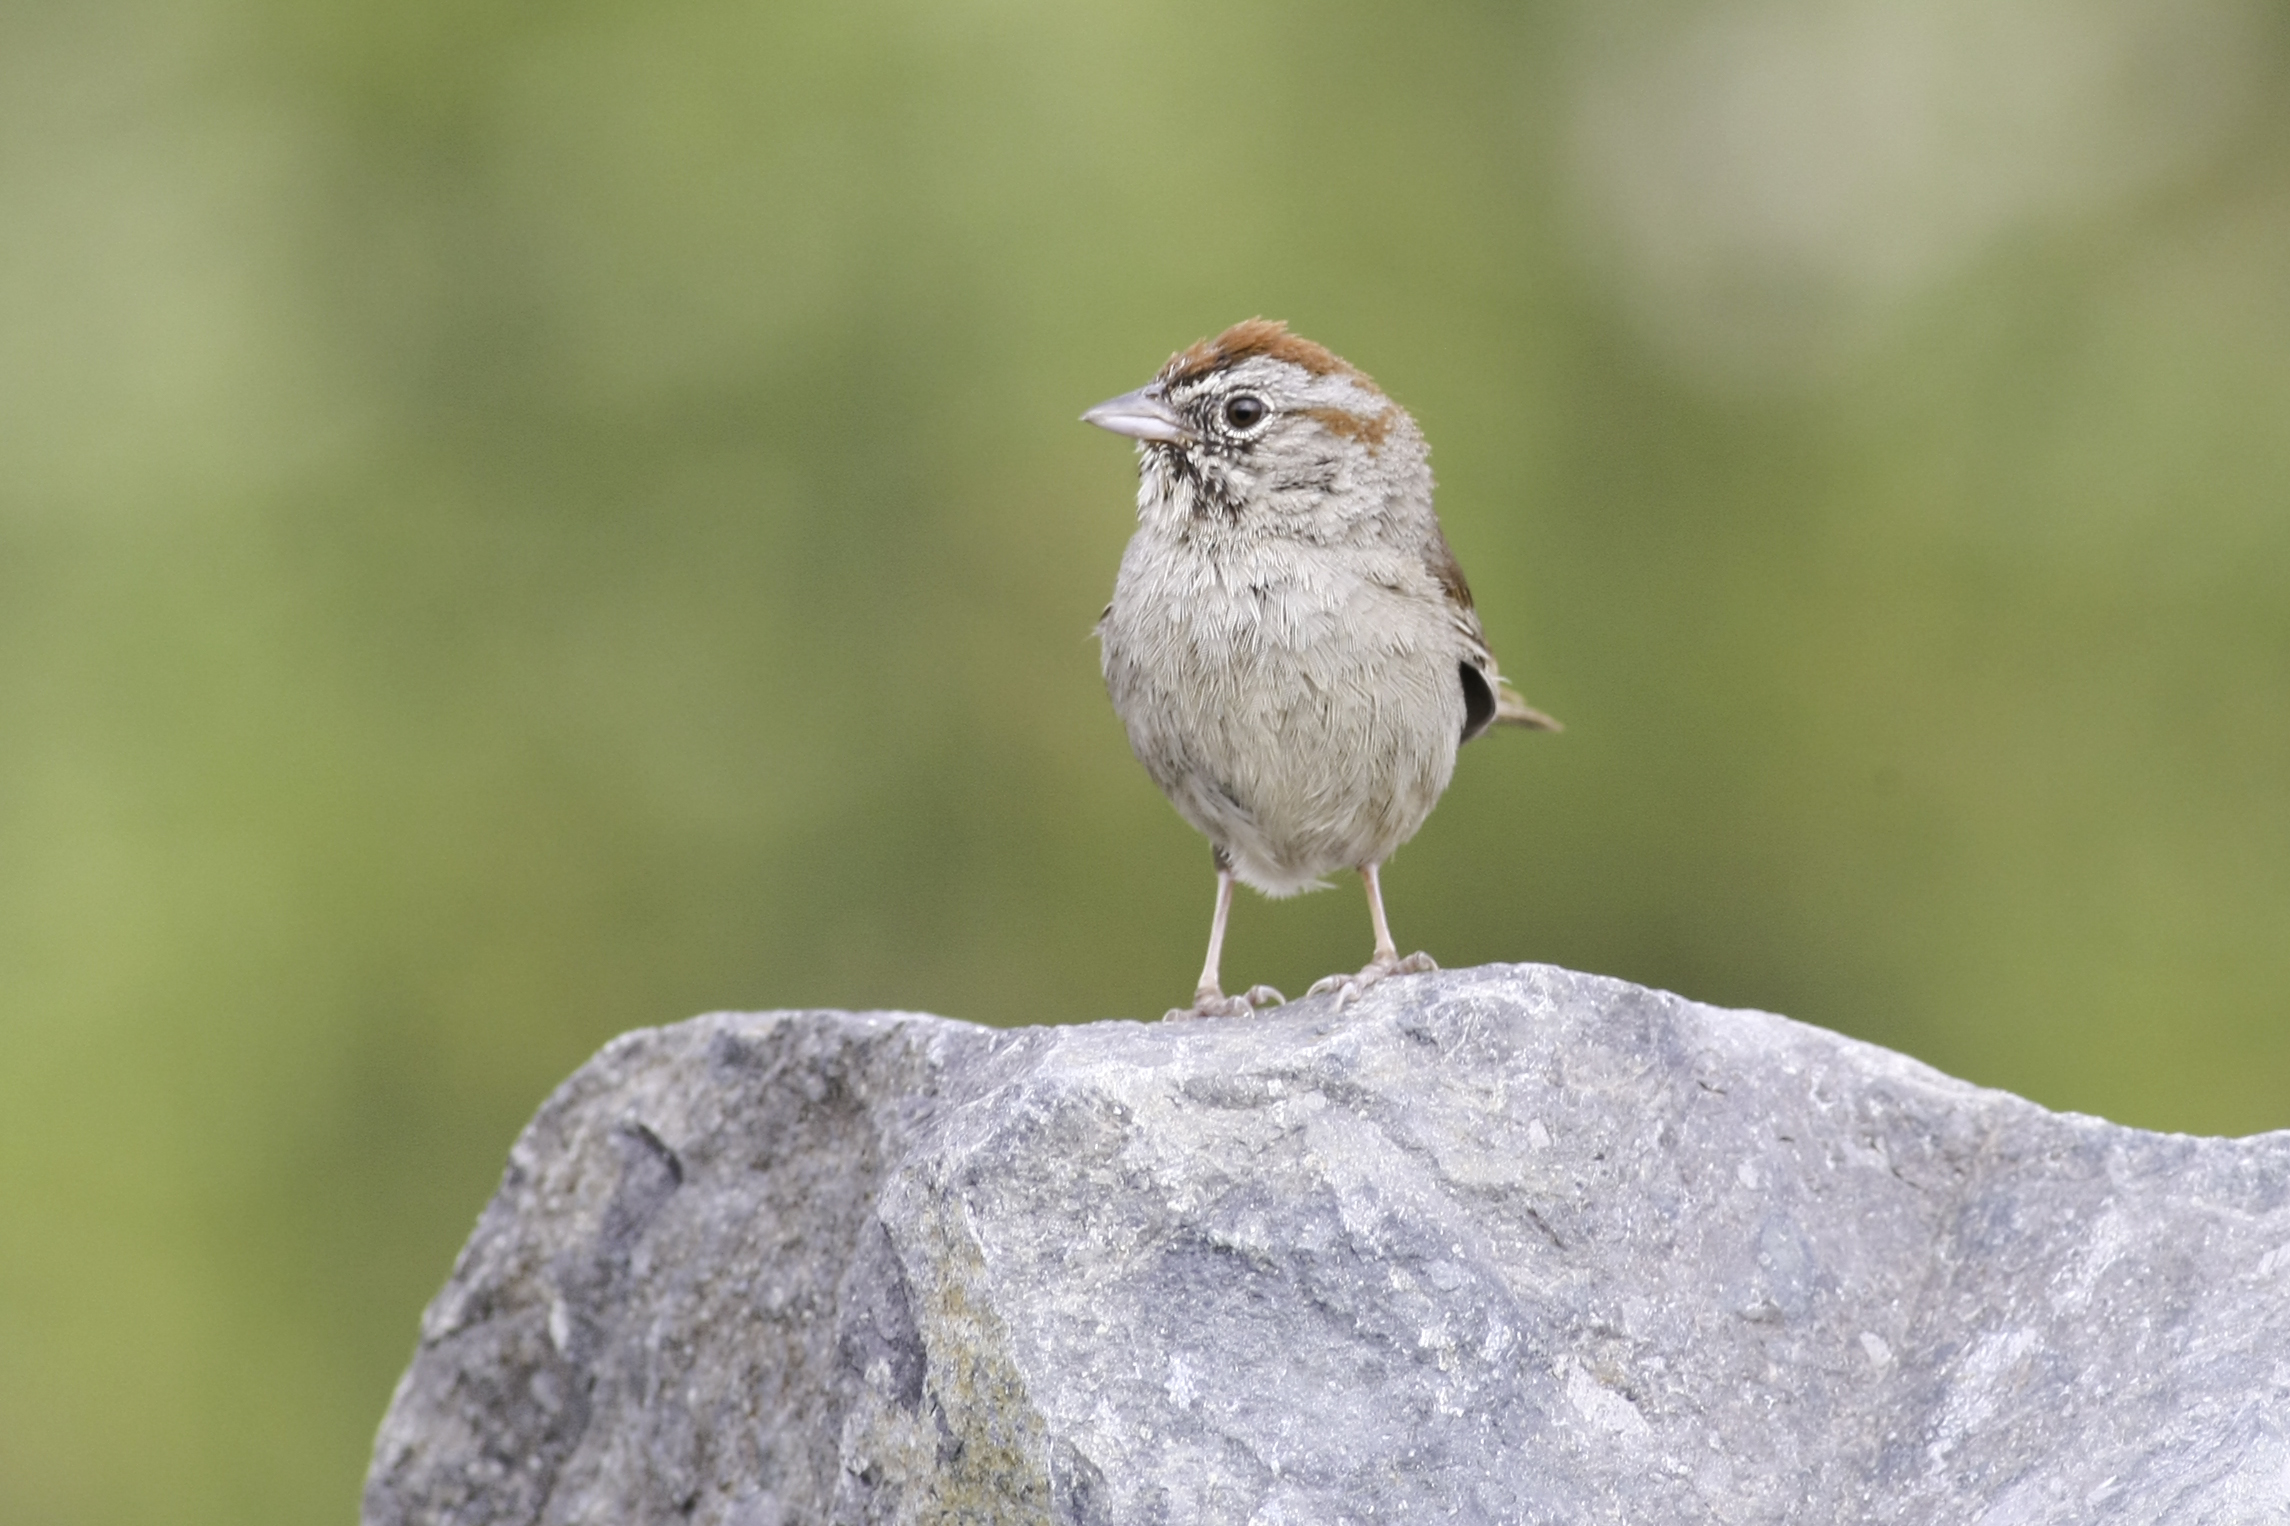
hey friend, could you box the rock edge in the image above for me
[364,963,2290,1525]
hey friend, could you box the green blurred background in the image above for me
[5,0,2288,1518]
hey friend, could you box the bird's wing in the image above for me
[1423,528,1561,738]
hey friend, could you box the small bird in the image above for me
[1084,320,1559,1020]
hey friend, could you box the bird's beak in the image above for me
[1081,386,1194,444]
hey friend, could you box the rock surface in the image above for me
[364,964,2290,1525]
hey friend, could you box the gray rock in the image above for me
[363,964,2290,1525]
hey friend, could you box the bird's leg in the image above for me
[1306,863,1438,1005]
[1364,862,1441,978]
[1364,859,1400,967]
[1164,854,1284,1021]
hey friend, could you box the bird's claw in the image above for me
[1306,951,1439,1007]
[1162,983,1287,1022]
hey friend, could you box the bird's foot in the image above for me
[1163,984,1286,1022]
[1306,951,1438,1007]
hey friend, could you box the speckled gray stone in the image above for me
[363,964,2290,1525]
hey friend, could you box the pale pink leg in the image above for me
[1194,866,1237,1004]
[1164,862,1284,1021]
[1306,862,1438,1005]
[1363,863,1399,966]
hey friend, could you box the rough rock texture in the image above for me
[364,964,2290,1525]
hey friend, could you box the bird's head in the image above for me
[1083,319,1426,534]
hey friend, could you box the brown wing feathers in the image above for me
[1427,533,1561,737]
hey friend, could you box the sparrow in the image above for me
[1084,319,1558,1020]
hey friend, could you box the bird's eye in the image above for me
[1222,394,1269,431]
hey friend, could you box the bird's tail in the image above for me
[1494,681,1562,732]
